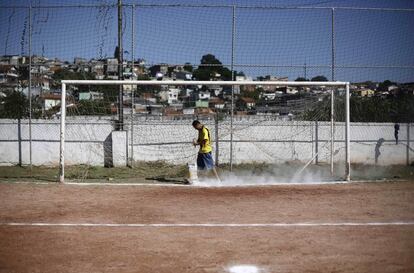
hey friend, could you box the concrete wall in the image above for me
[128,119,413,166]
[0,118,113,166]
[0,118,412,167]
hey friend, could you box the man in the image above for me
[192,120,220,182]
[394,123,400,144]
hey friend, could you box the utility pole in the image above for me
[304,62,307,80]
[118,0,124,130]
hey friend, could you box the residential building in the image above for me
[355,88,375,97]
[79,91,104,101]
[209,97,225,109]
[239,97,256,109]
[41,93,61,110]
[105,58,118,79]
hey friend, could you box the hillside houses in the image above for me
[1,54,414,119]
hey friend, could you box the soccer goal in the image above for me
[59,80,350,183]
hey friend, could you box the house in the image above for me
[183,108,195,115]
[74,57,87,65]
[105,58,118,79]
[167,88,180,104]
[132,98,157,114]
[79,91,104,101]
[388,85,399,92]
[195,100,209,108]
[355,88,375,97]
[286,87,299,94]
[208,85,223,96]
[174,71,192,80]
[195,107,214,116]
[91,60,105,79]
[164,107,183,117]
[209,97,225,109]
[198,90,210,100]
[0,65,19,85]
[41,93,62,110]
[9,56,20,66]
[234,75,253,94]
[261,92,276,100]
[142,93,157,103]
[238,97,256,109]
[260,76,289,92]
[158,88,180,104]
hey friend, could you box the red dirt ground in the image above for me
[0,181,413,273]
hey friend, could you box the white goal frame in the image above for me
[59,80,351,183]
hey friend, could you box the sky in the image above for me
[0,0,413,83]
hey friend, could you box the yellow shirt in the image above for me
[198,126,212,153]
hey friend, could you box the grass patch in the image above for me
[0,161,188,183]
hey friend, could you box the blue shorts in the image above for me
[197,152,214,170]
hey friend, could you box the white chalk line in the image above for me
[60,180,366,187]
[1,222,414,228]
[2,179,407,188]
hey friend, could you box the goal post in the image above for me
[59,80,351,183]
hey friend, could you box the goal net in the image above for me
[58,80,350,184]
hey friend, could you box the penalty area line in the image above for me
[1,222,414,228]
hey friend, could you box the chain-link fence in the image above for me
[0,3,413,182]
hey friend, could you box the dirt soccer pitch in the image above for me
[0,180,413,273]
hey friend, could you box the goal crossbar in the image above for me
[61,80,349,86]
[59,80,351,183]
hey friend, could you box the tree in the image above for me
[114,46,120,59]
[0,91,28,119]
[377,80,396,92]
[192,54,232,81]
[136,74,160,94]
[67,100,112,116]
[149,65,161,77]
[183,62,193,72]
[241,88,260,101]
[301,93,414,122]
[17,66,30,82]
[295,77,308,81]
[311,75,328,82]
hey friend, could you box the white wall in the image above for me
[0,118,412,167]
[0,118,113,166]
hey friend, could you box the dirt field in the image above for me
[0,181,413,273]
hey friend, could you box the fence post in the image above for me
[407,123,411,166]
[330,89,334,175]
[130,4,135,167]
[315,120,319,164]
[345,83,351,181]
[59,83,66,183]
[229,5,236,171]
[330,8,336,176]
[28,5,32,169]
[215,111,219,166]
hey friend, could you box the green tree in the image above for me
[302,93,414,122]
[295,77,308,81]
[66,100,112,116]
[114,46,120,59]
[241,88,260,101]
[184,63,193,72]
[0,91,28,119]
[377,80,396,92]
[193,54,232,81]
[135,74,160,94]
[311,75,328,82]
[149,65,161,77]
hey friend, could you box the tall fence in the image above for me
[0,3,413,170]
